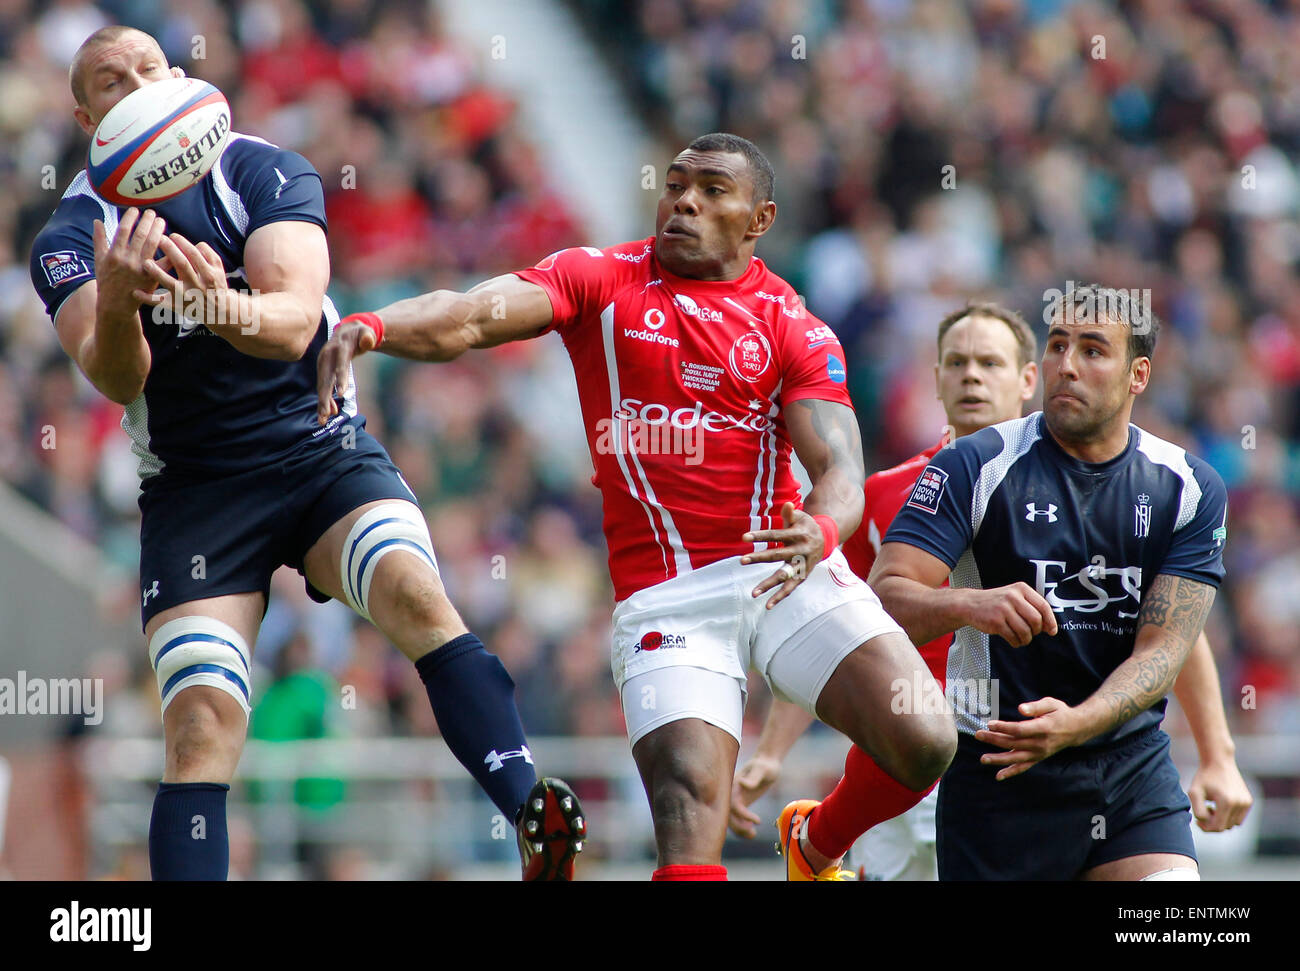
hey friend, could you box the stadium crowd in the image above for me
[2,0,1298,872]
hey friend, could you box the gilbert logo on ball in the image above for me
[87,77,231,207]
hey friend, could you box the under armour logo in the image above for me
[1025,503,1058,523]
[142,580,160,605]
[485,746,534,773]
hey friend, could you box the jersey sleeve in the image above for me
[511,246,617,335]
[226,145,327,237]
[1158,458,1229,588]
[29,196,102,325]
[883,439,981,570]
[777,311,853,407]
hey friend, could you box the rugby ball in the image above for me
[87,77,231,207]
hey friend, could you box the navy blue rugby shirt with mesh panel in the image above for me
[885,411,1228,749]
[30,133,359,480]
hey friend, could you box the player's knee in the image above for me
[897,712,956,790]
[164,686,244,779]
[380,564,460,638]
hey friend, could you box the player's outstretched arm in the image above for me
[54,209,162,404]
[741,399,866,608]
[870,542,1058,647]
[1174,632,1253,831]
[730,698,815,838]
[137,221,328,361]
[316,274,553,424]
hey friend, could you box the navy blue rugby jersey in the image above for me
[885,412,1227,748]
[29,133,358,479]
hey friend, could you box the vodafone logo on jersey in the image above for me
[674,293,723,323]
[613,396,772,433]
[729,331,773,383]
[644,309,666,330]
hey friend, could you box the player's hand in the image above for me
[134,231,234,331]
[93,208,170,313]
[964,583,1058,647]
[316,319,377,424]
[740,501,825,610]
[1187,758,1253,832]
[730,754,782,838]
[975,696,1082,781]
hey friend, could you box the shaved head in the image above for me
[69,26,161,106]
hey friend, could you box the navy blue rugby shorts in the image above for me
[137,420,418,629]
[937,726,1196,880]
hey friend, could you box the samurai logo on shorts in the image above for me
[729,331,772,383]
[906,466,949,515]
[636,631,687,652]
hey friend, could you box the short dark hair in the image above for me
[936,301,1037,367]
[1055,283,1159,362]
[684,132,775,206]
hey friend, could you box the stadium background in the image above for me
[0,0,1297,880]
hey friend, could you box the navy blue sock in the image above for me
[416,633,537,821]
[148,781,230,880]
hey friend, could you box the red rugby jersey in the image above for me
[842,437,951,681]
[514,238,853,601]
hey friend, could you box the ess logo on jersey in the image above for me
[1031,559,1143,618]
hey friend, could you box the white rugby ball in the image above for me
[87,77,231,207]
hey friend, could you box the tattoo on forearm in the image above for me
[1096,574,1215,732]
[794,399,865,484]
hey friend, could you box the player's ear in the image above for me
[934,362,942,399]
[746,199,776,240]
[1020,360,1038,401]
[73,104,96,136]
[1129,355,1151,395]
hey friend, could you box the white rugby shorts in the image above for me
[614,548,905,746]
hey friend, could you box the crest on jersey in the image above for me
[1134,493,1151,538]
[728,331,772,383]
[40,251,91,288]
[906,466,949,515]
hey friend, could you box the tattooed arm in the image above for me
[974,573,1215,781]
[1074,573,1216,738]
[741,398,866,608]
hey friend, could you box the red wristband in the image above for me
[343,311,383,347]
[813,514,839,562]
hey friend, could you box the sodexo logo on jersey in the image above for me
[1031,557,1143,619]
[611,396,773,433]
[674,292,723,323]
[636,631,687,653]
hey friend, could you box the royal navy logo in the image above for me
[1134,493,1152,538]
